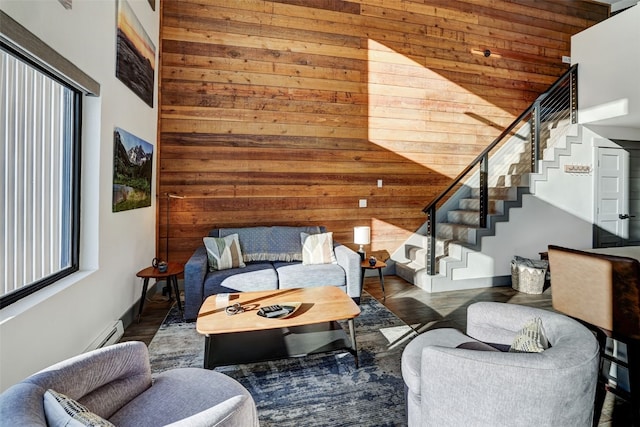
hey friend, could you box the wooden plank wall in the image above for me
[158,0,608,265]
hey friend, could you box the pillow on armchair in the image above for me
[43,389,114,427]
[509,317,549,353]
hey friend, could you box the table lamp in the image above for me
[353,226,370,260]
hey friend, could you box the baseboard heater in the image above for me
[85,320,124,352]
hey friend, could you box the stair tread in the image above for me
[439,223,480,230]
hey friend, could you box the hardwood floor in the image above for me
[364,275,554,333]
[120,275,553,343]
[120,275,634,426]
[120,292,177,346]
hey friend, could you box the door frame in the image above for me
[593,140,630,247]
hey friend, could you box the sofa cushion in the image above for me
[44,389,114,427]
[274,262,346,289]
[163,396,249,427]
[203,234,245,271]
[203,262,278,295]
[109,368,258,427]
[301,232,337,265]
[218,226,324,262]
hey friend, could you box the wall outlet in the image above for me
[359,199,367,208]
[562,56,571,64]
[377,179,383,188]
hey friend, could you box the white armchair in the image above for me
[0,341,259,426]
[401,302,599,427]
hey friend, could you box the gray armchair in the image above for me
[0,341,259,427]
[401,302,599,427]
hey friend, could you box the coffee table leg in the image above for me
[204,335,215,369]
[348,318,359,368]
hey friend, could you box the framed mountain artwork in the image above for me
[112,127,153,212]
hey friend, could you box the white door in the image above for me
[627,148,640,245]
[595,147,629,247]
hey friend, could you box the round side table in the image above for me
[361,259,387,299]
[136,262,184,322]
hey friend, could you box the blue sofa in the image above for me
[183,226,362,320]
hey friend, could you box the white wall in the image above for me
[0,0,159,392]
[572,6,640,133]
[462,128,595,278]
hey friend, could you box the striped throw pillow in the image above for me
[44,389,114,427]
[204,234,246,271]
[509,317,549,353]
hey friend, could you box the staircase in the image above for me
[394,66,581,292]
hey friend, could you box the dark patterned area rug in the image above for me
[148,292,416,427]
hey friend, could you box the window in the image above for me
[0,43,82,308]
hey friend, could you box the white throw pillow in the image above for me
[203,234,246,271]
[301,232,337,265]
[509,317,549,353]
[43,389,114,427]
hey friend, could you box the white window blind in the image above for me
[1,47,75,298]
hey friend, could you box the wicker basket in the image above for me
[511,256,548,294]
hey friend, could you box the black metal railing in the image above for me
[422,64,578,275]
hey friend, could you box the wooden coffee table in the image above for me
[196,286,361,369]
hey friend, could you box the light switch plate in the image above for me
[359,199,367,208]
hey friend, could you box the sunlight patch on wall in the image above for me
[370,217,415,253]
[579,98,629,125]
[367,39,514,178]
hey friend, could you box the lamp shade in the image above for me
[353,226,371,245]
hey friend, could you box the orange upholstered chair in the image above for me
[547,245,640,420]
